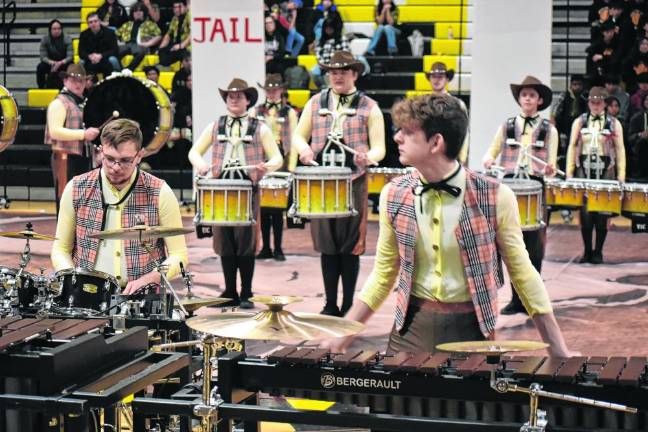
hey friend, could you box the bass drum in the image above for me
[83,73,173,156]
[0,84,19,153]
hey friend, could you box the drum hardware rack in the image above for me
[579,128,609,181]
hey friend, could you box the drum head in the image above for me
[84,75,166,154]
[0,84,19,152]
[294,166,352,176]
[501,178,542,193]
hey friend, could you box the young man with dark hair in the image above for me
[158,0,190,66]
[324,94,570,357]
[78,12,120,76]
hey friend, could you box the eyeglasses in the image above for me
[103,154,137,168]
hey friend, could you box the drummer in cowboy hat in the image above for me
[426,61,469,164]
[45,63,101,213]
[249,73,299,262]
[566,86,625,265]
[483,75,559,315]
[189,78,282,309]
[292,50,385,317]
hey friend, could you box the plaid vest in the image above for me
[499,116,550,176]
[310,89,375,178]
[573,113,617,177]
[210,115,265,184]
[255,103,293,158]
[71,168,167,281]
[386,168,503,337]
[45,92,85,155]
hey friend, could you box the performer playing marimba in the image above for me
[325,94,570,357]
[482,76,558,315]
[566,86,626,264]
[292,50,385,317]
[189,78,282,309]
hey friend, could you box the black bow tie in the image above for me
[412,165,462,204]
[521,115,538,135]
[592,115,604,123]
[337,92,355,108]
[265,101,281,110]
[228,116,246,137]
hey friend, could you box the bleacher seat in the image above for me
[423,55,471,74]
[287,90,311,109]
[81,7,94,24]
[27,89,58,108]
[73,39,79,56]
[335,0,375,4]
[343,22,376,38]
[405,0,472,5]
[337,6,374,22]
[158,72,174,91]
[297,55,317,71]
[399,5,470,22]
[434,22,472,39]
[81,0,103,7]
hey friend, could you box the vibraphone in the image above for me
[0,317,190,432]
[213,348,648,431]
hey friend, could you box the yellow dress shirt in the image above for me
[46,97,85,141]
[292,88,386,164]
[188,112,283,174]
[565,114,626,181]
[51,168,189,285]
[486,114,559,171]
[359,166,553,316]
[249,104,300,171]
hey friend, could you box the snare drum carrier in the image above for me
[573,113,617,180]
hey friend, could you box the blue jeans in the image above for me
[313,18,323,43]
[366,24,400,55]
[285,27,305,57]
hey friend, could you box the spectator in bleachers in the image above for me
[272,1,305,57]
[629,72,648,116]
[97,0,128,30]
[589,0,612,41]
[116,2,161,72]
[143,65,160,83]
[622,35,648,91]
[312,0,340,44]
[604,74,630,121]
[172,51,190,94]
[620,4,644,50]
[628,92,648,178]
[157,0,190,67]
[37,19,73,89]
[142,0,161,24]
[79,13,120,77]
[587,20,623,80]
[265,15,287,75]
[171,72,191,130]
[312,15,348,88]
[551,74,588,168]
[365,0,400,56]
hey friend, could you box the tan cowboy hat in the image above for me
[510,75,553,111]
[219,78,258,107]
[588,86,609,100]
[59,63,89,80]
[425,61,455,81]
[319,50,364,74]
[258,73,287,90]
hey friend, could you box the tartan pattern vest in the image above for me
[310,89,375,178]
[499,116,550,176]
[255,103,293,157]
[573,113,617,178]
[45,92,85,155]
[71,168,167,281]
[210,115,265,184]
[386,168,503,338]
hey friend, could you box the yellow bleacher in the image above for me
[81,0,102,7]
[81,7,95,24]
[405,0,470,4]
[399,5,468,22]
[434,22,470,39]
[336,6,374,22]
[423,55,458,73]
[431,39,462,56]
[287,89,311,109]
[414,72,433,91]
[334,0,375,4]
[27,89,59,108]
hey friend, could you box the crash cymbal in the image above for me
[0,230,57,241]
[174,297,232,312]
[186,309,364,341]
[249,295,303,307]
[436,340,549,355]
[88,225,193,240]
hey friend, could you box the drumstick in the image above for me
[222,165,262,171]
[331,139,379,166]
[526,153,566,177]
[98,110,120,129]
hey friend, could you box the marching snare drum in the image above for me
[289,166,354,219]
[585,180,622,215]
[0,266,37,308]
[259,175,291,209]
[53,268,119,312]
[367,167,407,194]
[622,183,648,218]
[502,178,544,231]
[194,177,254,226]
[0,85,19,153]
[546,179,586,209]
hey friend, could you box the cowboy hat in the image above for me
[588,86,609,100]
[258,73,287,90]
[59,63,89,80]
[219,78,258,107]
[510,75,553,111]
[425,61,455,81]
[318,50,364,74]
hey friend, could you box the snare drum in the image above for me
[54,268,119,312]
[0,266,37,308]
[585,180,622,215]
[259,175,291,209]
[194,178,254,226]
[0,85,19,153]
[289,166,354,219]
[367,167,407,194]
[622,183,648,218]
[546,179,586,209]
[502,178,544,231]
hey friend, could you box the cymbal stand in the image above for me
[489,359,637,432]
[6,234,32,312]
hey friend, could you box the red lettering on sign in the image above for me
[210,18,227,42]
[230,17,240,42]
[193,16,209,43]
[245,17,261,42]
[192,16,262,44]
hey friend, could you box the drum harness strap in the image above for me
[318,89,362,168]
[98,167,141,232]
[576,113,613,179]
[216,115,259,181]
[505,117,550,178]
